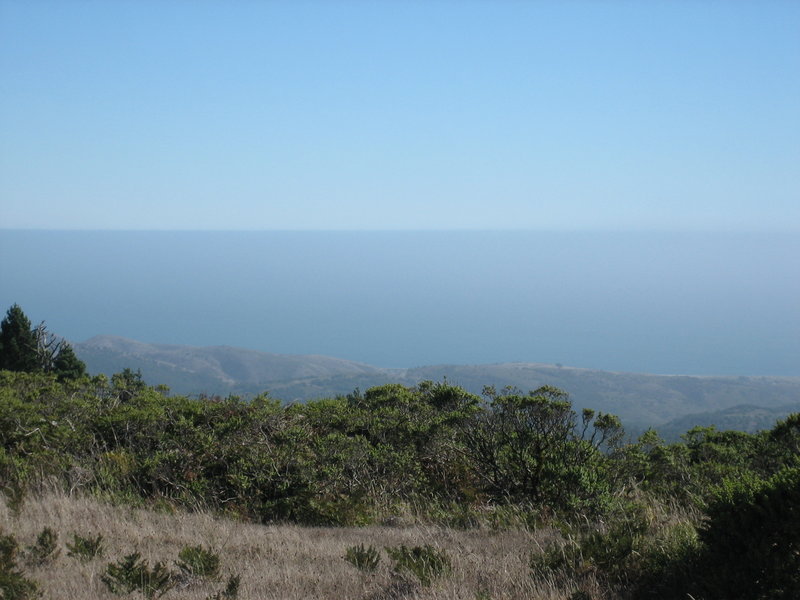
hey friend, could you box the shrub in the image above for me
[176,545,220,580]
[25,527,59,566]
[0,531,39,600]
[532,501,701,598]
[344,544,381,572]
[66,533,104,563]
[101,552,174,599]
[385,544,451,586]
[692,466,800,599]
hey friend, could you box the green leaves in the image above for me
[344,544,381,572]
[385,545,451,586]
[0,305,39,373]
[0,304,86,380]
[66,533,104,563]
[0,531,39,600]
[101,552,174,599]
[176,545,220,580]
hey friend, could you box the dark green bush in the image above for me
[0,531,39,600]
[101,552,174,599]
[385,544,451,586]
[344,544,381,572]
[66,533,104,562]
[176,545,220,580]
[693,466,800,599]
[25,528,59,566]
[532,500,701,598]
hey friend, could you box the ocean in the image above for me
[1,230,798,376]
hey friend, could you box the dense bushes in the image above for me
[1,369,799,598]
[0,372,634,525]
[690,465,800,599]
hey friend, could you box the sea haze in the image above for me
[1,230,798,376]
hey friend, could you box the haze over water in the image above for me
[1,230,797,377]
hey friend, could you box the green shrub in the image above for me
[0,531,39,600]
[692,466,800,599]
[25,528,59,566]
[101,552,174,599]
[385,544,451,586]
[532,501,701,598]
[176,545,220,579]
[531,506,648,586]
[66,533,104,563]
[344,544,381,572]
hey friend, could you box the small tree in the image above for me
[112,368,147,401]
[0,305,86,380]
[0,304,39,373]
[461,385,622,513]
[52,343,87,381]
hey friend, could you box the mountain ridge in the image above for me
[74,335,800,433]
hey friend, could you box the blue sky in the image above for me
[1,1,798,231]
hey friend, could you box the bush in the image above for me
[176,545,220,580]
[344,544,381,572]
[692,466,800,599]
[385,544,451,586]
[66,533,104,563]
[0,531,39,600]
[101,552,174,599]
[25,528,59,566]
[531,500,701,598]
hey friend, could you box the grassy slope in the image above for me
[2,491,567,600]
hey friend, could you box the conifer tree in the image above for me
[53,343,87,381]
[0,304,39,372]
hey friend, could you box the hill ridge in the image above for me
[75,335,800,432]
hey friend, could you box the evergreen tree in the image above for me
[52,343,87,381]
[0,304,39,372]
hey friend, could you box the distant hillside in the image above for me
[654,402,800,441]
[76,335,390,395]
[75,336,800,432]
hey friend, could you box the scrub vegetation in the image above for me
[1,304,798,599]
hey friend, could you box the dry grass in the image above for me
[0,491,573,600]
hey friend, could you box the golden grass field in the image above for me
[1,490,583,599]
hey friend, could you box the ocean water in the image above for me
[1,230,798,376]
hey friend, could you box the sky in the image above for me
[0,1,798,231]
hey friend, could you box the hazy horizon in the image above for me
[2,229,798,377]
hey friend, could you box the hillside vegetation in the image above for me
[1,305,799,599]
[1,370,799,599]
[75,336,800,431]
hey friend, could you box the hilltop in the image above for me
[75,335,800,433]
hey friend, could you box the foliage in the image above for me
[690,466,800,599]
[101,552,175,599]
[0,305,39,373]
[66,533,104,562]
[0,531,39,600]
[24,528,59,566]
[176,545,220,579]
[460,385,621,514]
[51,344,87,382]
[385,544,451,586]
[1,347,799,599]
[344,544,381,572]
[0,305,86,380]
